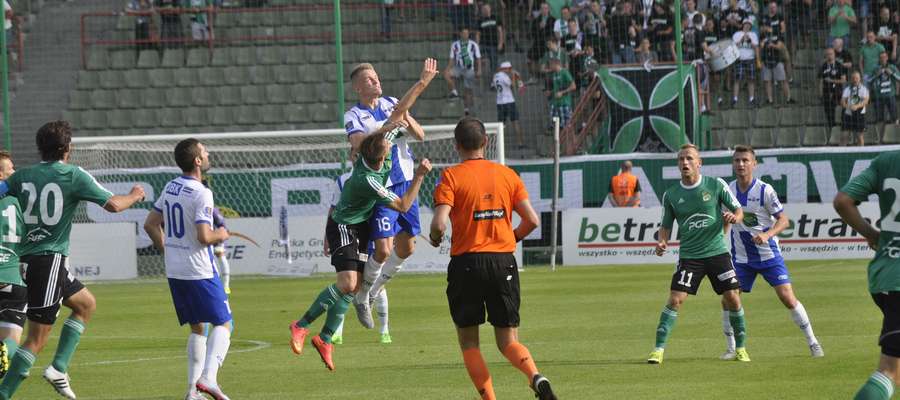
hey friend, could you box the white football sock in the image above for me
[790,302,818,345]
[217,253,231,289]
[722,309,735,351]
[374,288,389,335]
[370,253,404,298]
[187,333,207,392]
[201,325,231,384]
[357,257,384,304]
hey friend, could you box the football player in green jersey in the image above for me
[0,152,24,380]
[834,150,900,400]
[0,121,146,400]
[648,144,748,364]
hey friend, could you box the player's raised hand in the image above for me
[130,184,146,201]
[420,58,439,84]
[722,211,739,224]
[655,241,667,257]
[415,158,432,176]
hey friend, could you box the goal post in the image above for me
[69,123,505,278]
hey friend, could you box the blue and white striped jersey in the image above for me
[329,171,352,207]
[729,178,785,266]
[344,96,415,188]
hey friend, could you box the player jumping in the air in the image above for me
[324,170,392,345]
[290,59,437,371]
[834,150,900,400]
[144,139,233,400]
[345,60,428,329]
[721,145,823,360]
[0,121,145,400]
[648,144,748,364]
[0,152,25,379]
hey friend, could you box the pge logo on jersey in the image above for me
[684,214,715,231]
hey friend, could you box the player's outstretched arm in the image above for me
[387,58,439,123]
[143,210,165,253]
[197,223,230,246]
[388,158,432,212]
[834,192,880,250]
[104,185,146,213]
[513,199,540,242]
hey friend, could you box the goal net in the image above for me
[69,123,505,278]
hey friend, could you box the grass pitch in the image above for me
[11,259,883,399]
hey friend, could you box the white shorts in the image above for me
[191,22,211,41]
[762,63,786,81]
[450,66,476,89]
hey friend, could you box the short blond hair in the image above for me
[350,63,375,81]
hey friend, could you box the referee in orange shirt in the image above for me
[429,118,557,400]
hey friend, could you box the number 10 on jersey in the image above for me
[164,200,185,238]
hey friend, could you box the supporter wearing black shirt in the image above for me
[527,2,556,81]
[820,47,848,127]
[874,6,898,59]
[759,1,792,82]
[833,37,855,71]
[608,1,637,64]
[648,1,675,61]
[476,3,504,72]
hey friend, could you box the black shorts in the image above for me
[670,253,740,295]
[446,253,520,328]
[873,292,900,357]
[497,102,519,122]
[0,283,26,329]
[325,217,370,273]
[842,112,866,132]
[22,254,85,325]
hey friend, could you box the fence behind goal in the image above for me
[69,123,504,279]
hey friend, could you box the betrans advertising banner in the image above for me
[563,203,881,265]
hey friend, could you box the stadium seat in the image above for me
[137,50,160,68]
[161,48,185,68]
[296,65,318,82]
[159,108,185,128]
[273,65,297,84]
[174,68,199,87]
[265,84,289,104]
[236,105,260,125]
[258,46,282,65]
[101,70,128,89]
[723,129,747,148]
[143,88,167,108]
[86,49,109,70]
[110,50,136,69]
[211,48,232,67]
[223,27,250,42]
[750,128,774,148]
[149,68,175,88]
[107,109,133,130]
[803,106,827,126]
[722,109,750,129]
[62,110,81,128]
[307,46,331,64]
[133,109,159,128]
[81,110,108,130]
[191,87,216,107]
[777,107,800,126]
[233,47,255,66]
[441,101,463,119]
[290,83,313,102]
[183,107,209,127]
[68,90,91,110]
[116,89,141,108]
[310,103,334,123]
[249,65,273,85]
[165,87,192,107]
[284,46,305,65]
[209,106,236,126]
[214,11,238,27]
[186,48,209,67]
[77,71,99,90]
[881,123,900,143]
[89,90,116,109]
[116,14,134,31]
[754,107,777,127]
[238,12,260,27]
[223,66,251,85]
[195,67,224,86]
[865,123,881,144]
[801,127,828,146]
[398,61,419,80]
[261,104,285,124]
[317,83,337,102]
[284,104,308,123]
[828,125,843,145]
[217,86,242,106]
[240,85,265,105]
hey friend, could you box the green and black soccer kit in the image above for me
[840,151,900,357]
[0,195,25,329]
[2,162,113,325]
[661,176,743,295]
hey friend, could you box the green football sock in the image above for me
[319,293,352,343]
[855,372,894,400]
[2,338,17,359]
[0,348,36,399]
[729,308,747,348]
[654,306,678,349]
[51,317,85,373]
[297,284,343,328]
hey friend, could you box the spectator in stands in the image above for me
[860,31,887,82]
[760,1,793,84]
[874,7,897,60]
[554,6,577,41]
[636,37,658,64]
[445,27,481,116]
[761,32,795,104]
[608,160,641,207]
[648,0,675,61]
[608,0,637,64]
[684,14,710,112]
[188,0,213,42]
[491,61,526,149]
[870,51,900,129]
[580,1,604,60]
[156,0,183,48]
[562,19,584,85]
[784,0,811,51]
[381,0,395,40]
[732,19,760,107]
[702,17,723,107]
[527,2,555,84]
[580,45,600,87]
[3,0,14,70]
[841,71,870,146]
[828,0,857,47]
[684,0,705,29]
[545,58,576,132]
[541,38,568,76]
[497,0,525,53]
[820,47,848,128]
[476,4,504,75]
[450,0,477,33]
[720,0,749,37]
[126,0,154,54]
[833,37,854,71]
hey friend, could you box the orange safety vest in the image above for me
[610,173,640,207]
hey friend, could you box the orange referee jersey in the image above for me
[609,172,641,207]
[433,159,529,257]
